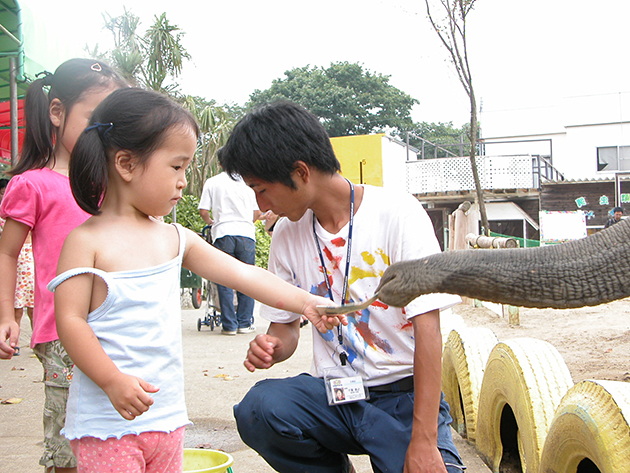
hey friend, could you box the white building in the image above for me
[479,91,630,180]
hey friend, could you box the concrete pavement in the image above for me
[0,303,491,472]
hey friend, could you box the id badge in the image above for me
[323,365,369,406]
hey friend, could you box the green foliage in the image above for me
[255,221,271,269]
[248,62,418,138]
[98,9,189,94]
[181,97,240,197]
[400,121,472,158]
[94,11,244,199]
[163,197,270,269]
[164,194,206,234]
[143,13,190,94]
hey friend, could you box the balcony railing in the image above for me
[406,154,564,194]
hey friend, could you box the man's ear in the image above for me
[49,98,65,128]
[293,160,310,184]
[114,151,138,182]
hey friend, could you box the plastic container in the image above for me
[183,448,234,473]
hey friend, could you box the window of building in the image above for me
[597,145,630,172]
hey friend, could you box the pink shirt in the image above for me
[0,168,90,346]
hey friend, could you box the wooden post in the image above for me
[503,304,520,326]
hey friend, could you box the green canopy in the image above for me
[0,0,26,100]
[0,0,81,165]
[0,0,82,99]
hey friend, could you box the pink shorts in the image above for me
[70,426,185,473]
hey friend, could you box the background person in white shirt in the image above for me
[198,169,261,335]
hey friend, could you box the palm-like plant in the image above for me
[182,96,237,196]
[102,10,189,94]
[143,13,189,94]
[96,11,238,197]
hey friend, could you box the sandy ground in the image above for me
[0,302,491,473]
[451,297,630,384]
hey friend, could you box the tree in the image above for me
[94,10,238,197]
[248,62,418,137]
[181,96,242,197]
[99,10,189,94]
[101,8,144,86]
[143,13,190,94]
[405,121,471,158]
[425,0,490,235]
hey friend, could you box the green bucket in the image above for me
[183,448,234,473]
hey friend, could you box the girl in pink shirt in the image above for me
[0,58,126,473]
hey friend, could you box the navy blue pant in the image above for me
[234,373,464,473]
[213,235,256,332]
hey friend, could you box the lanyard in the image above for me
[313,179,354,365]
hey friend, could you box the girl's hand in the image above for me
[302,296,348,333]
[102,372,160,421]
[0,320,20,359]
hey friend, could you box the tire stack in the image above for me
[441,324,630,472]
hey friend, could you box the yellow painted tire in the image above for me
[439,309,466,346]
[476,338,574,473]
[539,380,630,472]
[441,327,498,444]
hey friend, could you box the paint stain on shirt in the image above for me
[361,251,375,265]
[323,246,342,270]
[331,237,345,248]
[349,266,382,285]
[356,320,393,354]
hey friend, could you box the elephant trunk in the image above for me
[377,219,630,309]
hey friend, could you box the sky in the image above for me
[18,0,630,128]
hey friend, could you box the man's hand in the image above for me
[244,333,286,372]
[302,296,348,333]
[0,320,20,360]
[102,372,159,421]
[404,441,448,473]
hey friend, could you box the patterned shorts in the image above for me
[71,427,186,473]
[33,339,77,469]
[15,242,34,309]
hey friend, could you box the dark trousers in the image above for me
[213,235,256,332]
[233,373,464,473]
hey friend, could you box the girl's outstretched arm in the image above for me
[54,232,159,420]
[0,218,30,359]
[182,229,347,332]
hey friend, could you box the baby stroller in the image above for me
[197,226,222,331]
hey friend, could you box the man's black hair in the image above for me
[219,100,340,188]
[613,206,623,213]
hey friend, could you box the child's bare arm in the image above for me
[183,229,347,332]
[0,219,29,358]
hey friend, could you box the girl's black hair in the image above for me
[70,87,199,215]
[9,58,127,176]
[219,100,340,188]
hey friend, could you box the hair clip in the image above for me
[91,63,102,72]
[36,71,53,86]
[85,122,114,137]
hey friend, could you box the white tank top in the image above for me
[48,224,190,440]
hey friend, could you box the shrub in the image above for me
[165,195,206,234]
[166,196,271,269]
[255,220,271,269]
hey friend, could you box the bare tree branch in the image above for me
[424,0,489,235]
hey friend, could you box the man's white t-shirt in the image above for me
[198,172,259,242]
[261,185,461,387]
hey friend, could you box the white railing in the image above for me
[406,154,562,194]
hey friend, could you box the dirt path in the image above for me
[451,297,630,383]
